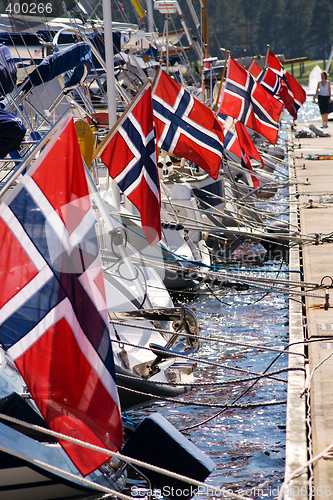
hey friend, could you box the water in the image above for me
[121,103,329,500]
[126,273,289,499]
[124,136,291,499]
[282,97,321,124]
[105,110,321,499]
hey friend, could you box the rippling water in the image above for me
[125,131,291,499]
[282,97,321,124]
[117,95,324,500]
[126,273,289,499]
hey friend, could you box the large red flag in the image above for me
[219,57,283,145]
[223,119,259,189]
[0,115,123,477]
[234,121,264,167]
[98,85,161,246]
[258,66,295,119]
[262,50,306,120]
[248,60,262,80]
[152,67,224,180]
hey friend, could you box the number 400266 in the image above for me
[5,3,53,14]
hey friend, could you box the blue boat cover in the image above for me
[0,45,17,96]
[20,42,92,93]
[0,109,26,158]
[0,31,121,56]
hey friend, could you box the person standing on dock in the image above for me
[313,70,331,128]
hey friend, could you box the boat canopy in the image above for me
[0,45,17,95]
[0,30,121,52]
[20,41,93,92]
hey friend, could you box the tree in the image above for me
[255,0,285,57]
[281,0,313,58]
[308,0,333,60]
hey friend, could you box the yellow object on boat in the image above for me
[74,119,95,169]
[130,0,146,18]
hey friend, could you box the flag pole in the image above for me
[246,56,255,71]
[84,161,152,308]
[213,49,230,112]
[263,44,270,69]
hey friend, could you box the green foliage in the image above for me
[35,0,332,68]
[309,0,333,60]
[203,0,331,59]
[110,0,333,62]
[256,0,285,55]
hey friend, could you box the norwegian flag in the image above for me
[223,118,260,189]
[0,115,123,477]
[258,66,296,119]
[260,50,306,120]
[240,151,259,189]
[152,67,224,180]
[98,84,161,246]
[248,60,263,80]
[219,57,283,145]
[235,120,264,166]
[258,66,281,95]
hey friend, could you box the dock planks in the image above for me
[287,119,333,498]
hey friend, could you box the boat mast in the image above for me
[102,0,116,127]
[201,0,209,57]
[146,0,155,34]
[201,0,209,103]
[102,0,122,209]
[97,0,153,308]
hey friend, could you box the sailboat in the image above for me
[0,114,127,497]
[0,113,215,499]
[0,7,219,497]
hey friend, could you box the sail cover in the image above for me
[20,41,92,93]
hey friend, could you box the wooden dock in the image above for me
[285,119,333,499]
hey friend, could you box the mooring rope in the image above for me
[110,318,305,357]
[116,368,301,388]
[109,335,301,383]
[0,413,252,500]
[118,385,287,409]
[103,248,325,297]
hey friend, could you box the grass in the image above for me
[283,59,328,85]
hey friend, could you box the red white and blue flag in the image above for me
[258,66,297,120]
[98,84,161,246]
[248,60,262,80]
[259,50,306,120]
[223,118,260,189]
[235,120,264,167]
[219,57,283,145]
[152,67,224,180]
[0,115,123,477]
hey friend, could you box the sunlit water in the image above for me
[95,103,322,499]
[123,123,294,499]
[125,263,289,500]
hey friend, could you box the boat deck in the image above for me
[286,119,333,499]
